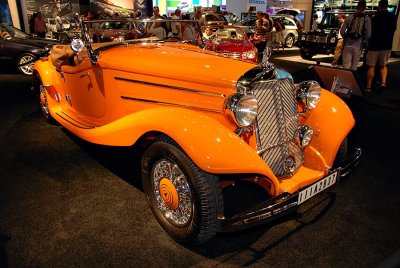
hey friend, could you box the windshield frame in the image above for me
[80,18,204,65]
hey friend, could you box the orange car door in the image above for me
[61,59,106,119]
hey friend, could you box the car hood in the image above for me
[99,43,257,90]
[9,37,58,48]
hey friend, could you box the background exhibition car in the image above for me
[201,25,258,63]
[0,23,57,75]
[296,10,373,60]
[234,15,298,48]
[96,20,144,42]
[32,17,361,246]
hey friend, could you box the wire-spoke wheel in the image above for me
[18,53,36,75]
[34,75,54,123]
[141,136,223,245]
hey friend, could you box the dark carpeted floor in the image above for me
[0,52,399,267]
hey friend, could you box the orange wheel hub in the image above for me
[159,178,179,210]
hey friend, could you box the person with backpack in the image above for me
[365,0,396,93]
[340,0,371,71]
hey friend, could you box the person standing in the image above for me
[29,13,37,34]
[34,12,47,38]
[311,14,319,31]
[365,0,396,92]
[171,9,181,37]
[340,0,371,71]
[332,14,346,66]
[55,12,63,32]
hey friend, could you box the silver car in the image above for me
[235,15,298,48]
[271,15,299,48]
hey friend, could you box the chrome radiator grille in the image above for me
[252,78,303,177]
[222,52,241,59]
[305,35,328,43]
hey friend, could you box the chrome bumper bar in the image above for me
[218,147,362,232]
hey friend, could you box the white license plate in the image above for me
[297,170,339,205]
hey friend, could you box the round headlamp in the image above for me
[242,50,256,59]
[330,37,337,43]
[226,93,258,127]
[296,80,321,110]
[297,125,314,147]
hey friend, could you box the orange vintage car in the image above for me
[32,18,361,245]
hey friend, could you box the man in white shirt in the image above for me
[171,9,181,37]
[55,12,63,32]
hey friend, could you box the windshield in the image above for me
[82,18,204,48]
[0,23,30,39]
[201,25,246,41]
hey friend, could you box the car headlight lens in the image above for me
[330,37,336,43]
[32,48,46,54]
[297,125,313,147]
[301,35,306,41]
[226,93,258,127]
[242,50,256,59]
[296,81,321,110]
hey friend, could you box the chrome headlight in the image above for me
[296,81,321,110]
[301,35,306,41]
[242,50,257,59]
[330,37,336,43]
[297,125,313,147]
[226,93,258,127]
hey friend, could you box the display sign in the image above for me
[247,0,267,13]
[25,0,80,19]
[166,0,223,14]
[0,0,12,24]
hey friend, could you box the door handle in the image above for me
[80,72,90,79]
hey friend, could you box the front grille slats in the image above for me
[252,78,303,178]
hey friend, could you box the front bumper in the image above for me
[297,41,336,54]
[218,147,362,232]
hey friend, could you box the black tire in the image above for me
[34,74,54,123]
[17,53,36,75]
[300,49,314,60]
[141,136,223,245]
[284,34,295,48]
[333,138,348,169]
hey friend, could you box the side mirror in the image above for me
[70,38,84,53]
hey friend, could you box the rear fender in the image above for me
[68,107,279,188]
[303,89,355,167]
[33,59,54,87]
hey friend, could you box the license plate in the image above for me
[297,169,339,205]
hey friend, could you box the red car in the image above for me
[96,20,144,42]
[201,25,258,63]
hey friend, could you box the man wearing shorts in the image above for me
[365,0,397,92]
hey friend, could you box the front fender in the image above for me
[69,107,278,184]
[303,89,355,167]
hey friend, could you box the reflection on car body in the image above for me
[32,17,361,246]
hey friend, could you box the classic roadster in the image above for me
[32,18,361,245]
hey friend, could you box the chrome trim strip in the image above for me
[114,77,226,98]
[56,112,96,129]
[121,96,224,113]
